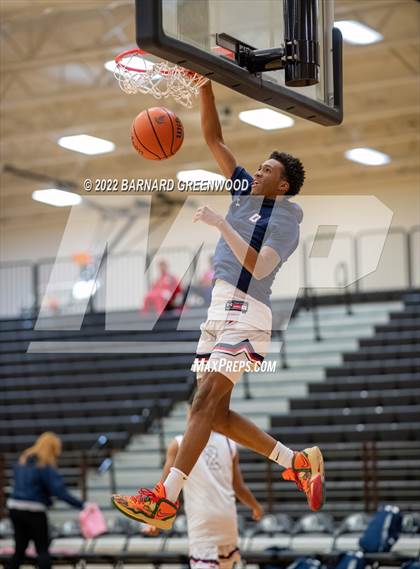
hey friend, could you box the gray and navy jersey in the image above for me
[213,166,303,307]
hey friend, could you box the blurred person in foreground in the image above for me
[143,404,263,569]
[7,432,85,569]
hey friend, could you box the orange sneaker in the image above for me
[111,481,179,530]
[282,446,325,511]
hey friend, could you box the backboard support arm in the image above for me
[216,0,319,85]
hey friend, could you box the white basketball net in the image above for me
[114,50,208,108]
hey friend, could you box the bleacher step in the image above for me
[160,401,288,432]
[286,313,391,330]
[232,383,308,400]
[284,325,374,341]
[113,450,162,467]
[242,369,324,385]
[295,301,401,319]
[76,298,404,528]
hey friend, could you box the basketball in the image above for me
[131,107,184,160]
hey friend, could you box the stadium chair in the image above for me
[292,513,335,535]
[261,514,293,536]
[171,514,188,537]
[290,513,335,553]
[126,522,166,554]
[106,517,132,536]
[0,519,14,556]
[0,518,13,539]
[393,512,420,556]
[89,516,136,553]
[48,522,62,541]
[242,513,293,550]
[59,519,82,538]
[161,513,189,552]
[402,513,420,535]
[331,512,371,551]
[50,519,86,554]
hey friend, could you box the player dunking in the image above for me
[112,80,325,528]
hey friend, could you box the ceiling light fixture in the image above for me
[32,189,82,207]
[344,147,391,166]
[239,108,294,130]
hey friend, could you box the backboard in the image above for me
[135,0,342,126]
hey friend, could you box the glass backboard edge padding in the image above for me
[136,0,342,126]
[332,27,343,118]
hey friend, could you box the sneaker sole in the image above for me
[111,496,174,530]
[305,446,325,511]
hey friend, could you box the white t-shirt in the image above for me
[175,432,238,547]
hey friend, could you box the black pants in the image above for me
[8,509,51,569]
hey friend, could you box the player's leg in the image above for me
[111,371,232,528]
[213,393,287,457]
[213,389,324,512]
[172,370,233,475]
[111,323,234,528]
[208,320,325,513]
[164,321,233,480]
[213,385,297,474]
[206,323,289,458]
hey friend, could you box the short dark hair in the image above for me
[269,151,305,196]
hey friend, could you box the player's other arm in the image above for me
[193,206,280,279]
[232,453,263,521]
[200,81,237,178]
[219,221,281,279]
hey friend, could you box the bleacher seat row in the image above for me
[1,292,420,537]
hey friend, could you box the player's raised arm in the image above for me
[199,81,237,179]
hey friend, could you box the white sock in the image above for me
[163,467,188,503]
[269,441,294,469]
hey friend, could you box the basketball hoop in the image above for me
[114,49,208,108]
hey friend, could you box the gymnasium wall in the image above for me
[0,179,418,318]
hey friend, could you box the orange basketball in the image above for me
[131,107,184,160]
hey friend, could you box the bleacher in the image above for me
[0,309,198,508]
[32,295,413,521]
[263,291,420,519]
[1,294,420,567]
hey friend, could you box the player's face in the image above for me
[251,159,289,197]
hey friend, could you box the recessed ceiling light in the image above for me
[32,189,82,207]
[239,108,294,130]
[334,20,383,45]
[58,134,115,155]
[345,147,391,166]
[177,169,226,182]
